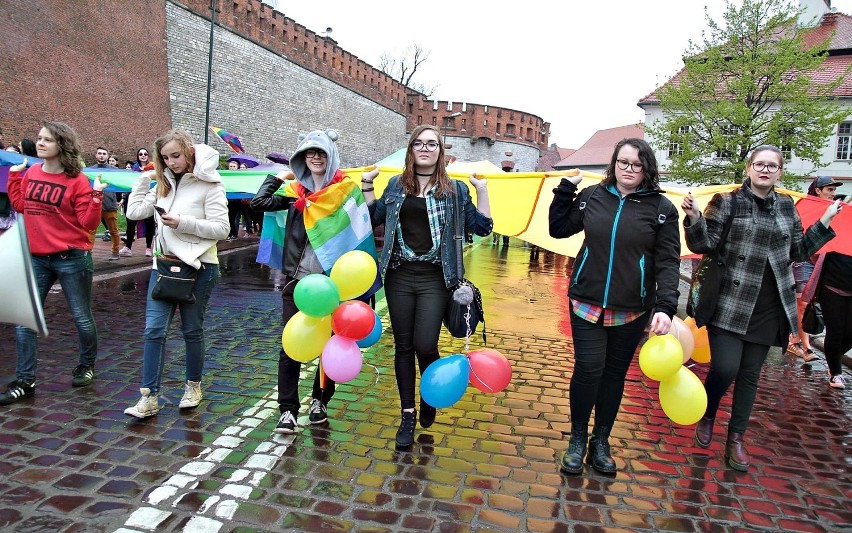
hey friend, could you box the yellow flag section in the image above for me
[340,164,808,258]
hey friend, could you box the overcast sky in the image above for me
[272,1,852,149]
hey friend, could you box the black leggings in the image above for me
[568,308,650,428]
[819,286,852,376]
[126,216,155,249]
[385,261,449,410]
[703,330,769,434]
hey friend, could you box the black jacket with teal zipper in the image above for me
[548,179,681,318]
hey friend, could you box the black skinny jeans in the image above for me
[703,330,769,434]
[568,308,650,429]
[385,261,449,410]
[278,276,335,415]
[125,216,155,250]
[819,286,852,377]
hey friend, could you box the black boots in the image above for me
[395,410,417,450]
[695,416,715,448]
[560,426,588,474]
[587,425,616,474]
[725,431,750,471]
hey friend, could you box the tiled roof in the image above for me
[535,147,576,172]
[555,124,644,168]
[638,12,852,105]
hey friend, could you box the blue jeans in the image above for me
[141,263,219,394]
[568,307,650,428]
[16,250,97,383]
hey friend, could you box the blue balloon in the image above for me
[420,354,470,408]
[356,312,383,348]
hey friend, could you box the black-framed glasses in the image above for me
[751,161,780,173]
[138,151,149,156]
[412,140,440,152]
[305,149,327,159]
[615,159,643,172]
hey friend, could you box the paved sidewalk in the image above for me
[0,238,848,532]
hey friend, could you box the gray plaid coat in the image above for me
[684,183,835,336]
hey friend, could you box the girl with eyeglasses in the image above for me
[682,145,846,471]
[549,138,681,475]
[361,125,493,450]
[119,148,157,257]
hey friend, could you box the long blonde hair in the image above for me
[401,125,455,198]
[152,129,195,198]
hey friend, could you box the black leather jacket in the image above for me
[250,175,308,277]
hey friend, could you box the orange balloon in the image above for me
[671,317,695,363]
[683,316,711,364]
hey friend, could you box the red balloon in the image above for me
[467,348,512,393]
[331,300,376,340]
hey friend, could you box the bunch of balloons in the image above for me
[281,251,380,383]
[639,316,709,425]
[420,348,512,408]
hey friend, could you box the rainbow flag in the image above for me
[284,177,377,273]
[210,126,244,153]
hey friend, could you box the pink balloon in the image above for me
[467,348,512,393]
[321,335,363,383]
[331,300,376,340]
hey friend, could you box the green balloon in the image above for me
[294,274,340,317]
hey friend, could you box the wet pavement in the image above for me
[0,235,849,532]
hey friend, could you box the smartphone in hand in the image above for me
[154,206,167,215]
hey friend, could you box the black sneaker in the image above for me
[308,399,327,424]
[274,411,298,434]
[0,380,34,405]
[419,398,436,428]
[71,365,95,387]
[395,410,417,450]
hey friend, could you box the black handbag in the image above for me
[152,255,198,304]
[801,301,824,335]
[444,183,485,346]
[687,192,737,327]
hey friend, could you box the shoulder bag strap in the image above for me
[453,182,464,282]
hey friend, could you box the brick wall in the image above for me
[0,0,172,163]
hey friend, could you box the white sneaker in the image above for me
[145,248,153,257]
[118,247,132,257]
[179,380,203,408]
[829,374,846,389]
[124,388,160,418]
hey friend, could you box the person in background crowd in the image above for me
[226,160,242,241]
[119,148,156,257]
[362,125,493,450]
[123,129,229,418]
[0,121,107,405]
[682,145,844,471]
[124,161,133,170]
[93,146,122,260]
[549,138,680,475]
[108,154,119,167]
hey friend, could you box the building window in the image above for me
[505,124,516,137]
[461,119,466,131]
[496,123,501,134]
[409,103,414,113]
[417,115,422,125]
[432,116,437,126]
[668,125,690,157]
[836,122,851,160]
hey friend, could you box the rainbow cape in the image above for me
[283,176,377,273]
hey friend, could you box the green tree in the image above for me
[647,0,849,184]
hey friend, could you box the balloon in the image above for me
[330,251,377,300]
[356,312,383,348]
[683,317,711,364]
[467,348,512,393]
[420,354,470,408]
[658,366,708,425]
[331,300,376,340]
[671,317,695,363]
[321,335,363,382]
[282,312,332,362]
[293,274,340,317]
[639,334,684,381]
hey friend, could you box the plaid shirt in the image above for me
[389,184,448,269]
[571,298,646,326]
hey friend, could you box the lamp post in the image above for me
[203,0,216,144]
[442,112,462,149]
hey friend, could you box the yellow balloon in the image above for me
[639,334,684,381]
[282,312,332,362]
[683,316,711,364]
[330,251,378,301]
[659,366,708,426]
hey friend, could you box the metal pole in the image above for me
[203,0,216,144]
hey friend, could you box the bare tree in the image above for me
[378,43,436,97]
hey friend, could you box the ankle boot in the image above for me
[725,431,750,471]
[559,426,588,474]
[694,416,715,448]
[395,410,417,450]
[587,425,616,474]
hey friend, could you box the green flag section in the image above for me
[85,169,274,199]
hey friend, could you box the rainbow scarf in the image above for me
[283,171,378,274]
